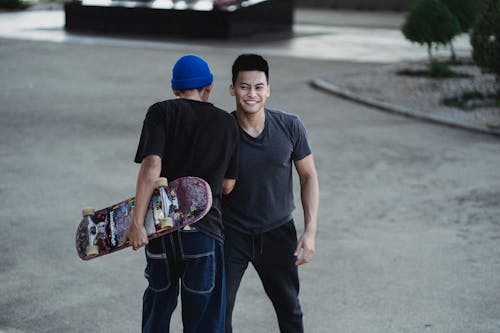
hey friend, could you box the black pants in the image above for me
[224,220,304,333]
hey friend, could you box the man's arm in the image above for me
[293,154,319,266]
[124,155,162,250]
[222,178,236,195]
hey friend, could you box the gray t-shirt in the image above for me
[222,108,312,234]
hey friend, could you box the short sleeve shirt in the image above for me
[135,98,239,241]
[222,108,311,234]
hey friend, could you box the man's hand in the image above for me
[294,229,315,266]
[125,154,161,251]
[124,222,149,250]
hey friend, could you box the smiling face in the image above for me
[230,70,270,115]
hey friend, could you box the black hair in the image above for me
[231,54,269,85]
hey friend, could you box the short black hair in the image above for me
[231,54,269,85]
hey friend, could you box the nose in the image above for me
[247,87,257,97]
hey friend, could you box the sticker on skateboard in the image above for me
[76,177,212,260]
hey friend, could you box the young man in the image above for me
[124,54,239,333]
[223,54,319,333]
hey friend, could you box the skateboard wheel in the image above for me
[155,178,168,189]
[86,245,99,256]
[82,207,95,217]
[160,217,173,229]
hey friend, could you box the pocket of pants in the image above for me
[144,238,171,292]
[179,230,216,294]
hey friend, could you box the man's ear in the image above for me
[172,89,181,96]
[229,84,235,96]
[200,85,212,102]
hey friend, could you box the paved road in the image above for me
[0,8,499,333]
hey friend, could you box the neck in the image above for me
[236,108,266,138]
[175,87,209,102]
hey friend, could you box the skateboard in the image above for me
[76,177,212,260]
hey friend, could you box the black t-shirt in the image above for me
[222,108,311,234]
[135,98,239,242]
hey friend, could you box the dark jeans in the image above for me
[224,220,303,333]
[142,228,225,333]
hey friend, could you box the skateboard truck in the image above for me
[155,177,168,188]
[155,178,175,230]
[159,217,174,229]
[183,205,197,230]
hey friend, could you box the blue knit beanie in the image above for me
[171,54,214,90]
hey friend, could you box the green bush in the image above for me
[402,0,461,63]
[0,0,29,9]
[397,61,471,78]
[470,0,500,82]
[442,0,478,61]
[442,0,478,32]
[428,61,453,77]
[443,90,500,109]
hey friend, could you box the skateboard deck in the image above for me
[76,177,212,260]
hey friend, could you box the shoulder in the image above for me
[204,106,239,136]
[267,108,301,124]
[145,101,164,120]
[267,108,294,118]
[145,100,178,122]
[213,106,238,123]
[150,99,197,111]
[147,99,177,113]
[266,108,305,131]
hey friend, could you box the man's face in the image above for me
[230,70,270,114]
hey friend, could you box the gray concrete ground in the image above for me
[1,7,500,333]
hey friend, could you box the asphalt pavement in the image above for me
[0,6,499,333]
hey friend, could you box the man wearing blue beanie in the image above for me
[125,54,239,333]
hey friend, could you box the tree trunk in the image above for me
[449,42,457,63]
[427,43,433,63]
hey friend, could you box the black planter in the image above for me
[64,0,294,38]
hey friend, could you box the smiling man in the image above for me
[222,54,319,333]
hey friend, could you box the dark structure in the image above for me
[64,0,294,38]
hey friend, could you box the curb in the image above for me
[311,78,500,137]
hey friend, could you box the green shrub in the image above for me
[470,0,500,83]
[402,0,461,63]
[428,61,453,77]
[441,0,478,62]
[443,90,500,109]
[397,61,470,78]
[442,0,478,32]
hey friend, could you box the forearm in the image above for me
[222,178,236,195]
[300,172,319,235]
[132,155,162,226]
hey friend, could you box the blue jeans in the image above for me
[142,228,226,333]
[224,221,303,333]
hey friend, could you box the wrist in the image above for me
[304,223,317,235]
[130,219,144,228]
